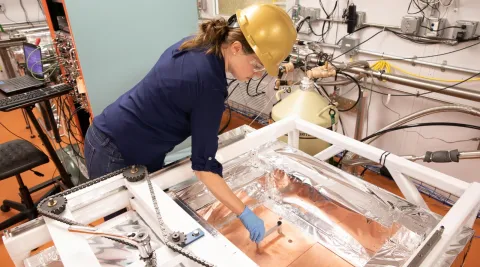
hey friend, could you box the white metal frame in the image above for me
[3,116,479,267]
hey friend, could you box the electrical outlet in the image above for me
[452,20,478,41]
[0,3,5,13]
[341,37,359,57]
[422,17,447,37]
[401,16,422,35]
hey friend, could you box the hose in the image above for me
[365,105,480,144]
[360,122,480,142]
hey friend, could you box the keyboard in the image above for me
[0,83,73,111]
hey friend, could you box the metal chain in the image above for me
[145,171,215,267]
[37,168,136,248]
[37,166,215,267]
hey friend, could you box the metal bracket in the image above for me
[411,56,417,66]
[407,226,444,267]
[182,228,205,248]
[441,60,447,72]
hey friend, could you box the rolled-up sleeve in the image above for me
[190,89,226,177]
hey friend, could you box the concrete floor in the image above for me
[0,108,478,266]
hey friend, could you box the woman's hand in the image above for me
[195,171,265,243]
[238,206,265,243]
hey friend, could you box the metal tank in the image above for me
[271,77,339,155]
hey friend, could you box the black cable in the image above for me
[333,29,386,60]
[336,26,371,45]
[360,71,480,97]
[37,0,45,15]
[360,122,480,143]
[19,0,33,26]
[219,79,239,134]
[335,72,361,112]
[408,0,428,16]
[420,25,463,32]
[227,83,239,100]
[255,73,268,95]
[61,99,85,159]
[365,40,480,62]
[337,122,480,165]
[246,76,267,97]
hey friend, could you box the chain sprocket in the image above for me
[169,231,186,247]
[39,196,67,215]
[123,165,147,182]
[37,166,215,267]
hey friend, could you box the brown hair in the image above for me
[179,17,254,57]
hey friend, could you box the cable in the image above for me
[333,29,386,60]
[335,72,362,112]
[337,122,480,165]
[19,0,33,26]
[1,10,18,23]
[254,74,268,96]
[371,60,480,83]
[335,26,371,45]
[246,77,266,97]
[360,122,480,143]
[219,79,239,134]
[420,25,463,32]
[365,40,480,62]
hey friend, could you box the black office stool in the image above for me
[0,139,53,230]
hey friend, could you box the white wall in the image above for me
[201,0,480,183]
[0,0,45,25]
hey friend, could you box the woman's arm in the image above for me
[195,171,245,215]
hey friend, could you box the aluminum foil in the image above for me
[169,141,474,267]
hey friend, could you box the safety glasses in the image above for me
[250,59,265,73]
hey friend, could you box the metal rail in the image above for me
[343,66,480,102]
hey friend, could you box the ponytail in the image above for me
[179,17,253,57]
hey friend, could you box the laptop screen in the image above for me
[23,44,43,79]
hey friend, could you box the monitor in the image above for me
[23,43,44,79]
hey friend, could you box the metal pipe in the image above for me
[298,39,480,75]
[354,90,369,140]
[343,66,480,102]
[365,105,480,144]
[456,151,480,160]
[358,49,480,75]
[3,22,47,32]
[362,22,401,30]
[343,151,480,166]
[315,78,354,86]
[68,225,153,259]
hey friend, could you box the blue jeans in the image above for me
[84,124,128,179]
[84,124,129,219]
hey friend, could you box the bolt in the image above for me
[192,230,200,236]
[47,198,57,207]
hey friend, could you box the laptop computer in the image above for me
[0,42,45,95]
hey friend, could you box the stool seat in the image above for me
[0,140,49,180]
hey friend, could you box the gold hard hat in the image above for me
[236,4,297,76]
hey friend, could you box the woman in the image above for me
[84,3,296,243]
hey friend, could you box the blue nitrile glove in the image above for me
[238,206,265,243]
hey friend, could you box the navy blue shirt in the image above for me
[93,37,227,176]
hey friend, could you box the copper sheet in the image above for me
[171,142,474,267]
[196,170,399,266]
[289,243,353,267]
[210,205,317,267]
